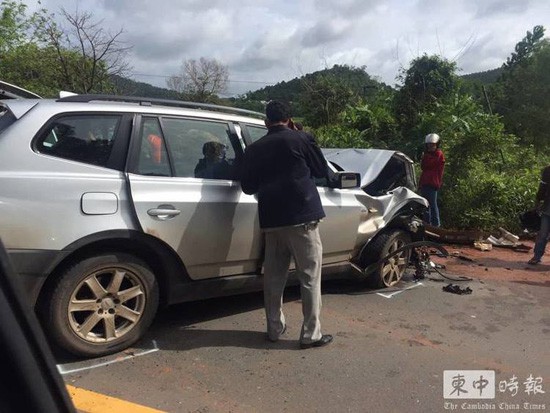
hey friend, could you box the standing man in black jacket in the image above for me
[241,100,333,349]
[529,165,550,265]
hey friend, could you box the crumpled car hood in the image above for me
[322,148,411,188]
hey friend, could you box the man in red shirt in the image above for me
[419,133,445,227]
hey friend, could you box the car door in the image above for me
[127,115,262,280]
[242,123,363,264]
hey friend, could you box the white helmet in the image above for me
[425,133,440,144]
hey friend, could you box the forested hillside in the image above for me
[111,75,181,100]
[462,68,502,84]
[106,65,499,105]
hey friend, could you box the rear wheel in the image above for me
[42,253,159,357]
[362,230,412,288]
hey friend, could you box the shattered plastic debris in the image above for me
[499,227,519,244]
[485,228,532,252]
[474,241,492,251]
[442,283,473,295]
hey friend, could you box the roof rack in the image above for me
[56,94,265,119]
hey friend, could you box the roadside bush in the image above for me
[314,91,399,149]
[441,159,542,232]
[314,124,366,148]
[393,92,547,232]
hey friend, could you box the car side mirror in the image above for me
[330,171,361,189]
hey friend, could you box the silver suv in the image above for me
[0,94,427,357]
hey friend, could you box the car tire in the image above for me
[42,253,159,358]
[362,230,412,288]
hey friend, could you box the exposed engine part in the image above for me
[353,240,473,282]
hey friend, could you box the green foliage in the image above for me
[491,30,550,152]
[503,25,545,70]
[460,68,502,108]
[394,55,461,140]
[0,0,44,53]
[443,158,544,232]
[312,87,399,149]
[0,1,57,95]
[415,92,544,231]
[0,0,27,52]
[314,124,365,149]
[0,43,61,97]
[0,1,121,95]
[461,67,502,85]
[337,90,399,149]
[298,74,360,127]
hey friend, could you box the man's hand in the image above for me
[288,119,296,130]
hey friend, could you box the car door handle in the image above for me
[147,206,181,219]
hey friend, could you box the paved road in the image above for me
[59,272,549,412]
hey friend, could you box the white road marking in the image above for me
[376,282,425,298]
[57,340,159,375]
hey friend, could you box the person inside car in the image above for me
[194,140,233,179]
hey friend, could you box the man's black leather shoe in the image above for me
[299,334,333,349]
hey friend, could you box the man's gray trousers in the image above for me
[263,223,323,344]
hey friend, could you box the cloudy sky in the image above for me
[27,0,550,96]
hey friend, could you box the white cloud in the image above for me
[24,0,550,94]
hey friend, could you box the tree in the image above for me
[298,74,359,128]
[37,8,131,93]
[0,43,64,97]
[503,25,545,70]
[0,1,61,96]
[394,55,460,151]
[0,0,29,52]
[167,57,229,103]
[491,26,549,151]
[0,2,130,96]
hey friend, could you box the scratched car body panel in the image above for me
[0,92,427,357]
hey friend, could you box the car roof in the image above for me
[0,95,268,126]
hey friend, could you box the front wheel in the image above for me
[42,253,159,357]
[362,230,412,288]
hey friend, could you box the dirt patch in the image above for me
[430,240,550,285]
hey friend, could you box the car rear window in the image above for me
[35,114,122,167]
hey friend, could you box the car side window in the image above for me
[161,117,237,180]
[136,117,171,176]
[36,114,121,167]
[246,125,267,144]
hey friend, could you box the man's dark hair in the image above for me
[265,100,292,122]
